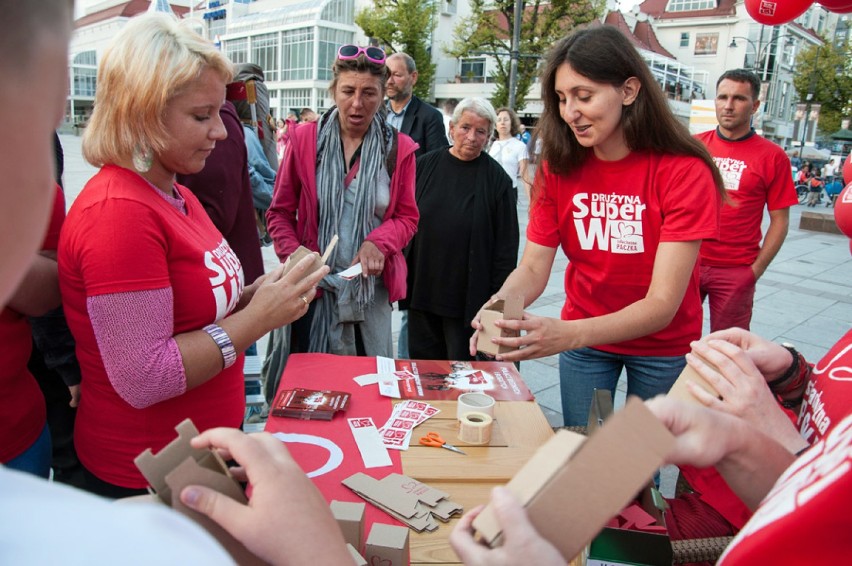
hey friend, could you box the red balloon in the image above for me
[833,183,852,241]
[819,0,852,13]
[843,152,852,185]
[745,0,813,25]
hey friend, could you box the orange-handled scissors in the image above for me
[419,432,466,455]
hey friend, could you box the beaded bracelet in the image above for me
[203,323,237,370]
[766,344,801,392]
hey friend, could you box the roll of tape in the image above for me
[457,392,496,420]
[458,411,493,445]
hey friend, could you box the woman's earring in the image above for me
[132,144,153,173]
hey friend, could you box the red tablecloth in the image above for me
[263,353,404,543]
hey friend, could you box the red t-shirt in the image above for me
[0,187,65,462]
[681,329,852,531]
[696,130,797,267]
[718,409,852,564]
[59,165,246,488]
[527,151,720,356]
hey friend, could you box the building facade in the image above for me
[67,0,842,142]
[639,0,840,148]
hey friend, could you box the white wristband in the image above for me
[203,324,237,370]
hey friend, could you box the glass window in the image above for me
[73,51,96,66]
[694,33,719,55]
[73,67,97,97]
[321,0,354,24]
[252,33,279,81]
[72,50,97,97]
[680,32,689,47]
[282,28,315,80]
[666,0,716,11]
[225,38,248,64]
[459,57,486,83]
[318,28,354,80]
[277,88,313,118]
[208,18,226,43]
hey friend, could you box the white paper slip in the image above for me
[348,417,393,468]
[378,376,401,398]
[353,373,384,386]
[376,356,395,373]
[337,263,363,280]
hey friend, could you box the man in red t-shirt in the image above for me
[696,69,798,332]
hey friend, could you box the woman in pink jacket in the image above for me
[267,45,418,357]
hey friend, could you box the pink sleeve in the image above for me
[87,288,187,409]
[267,124,310,261]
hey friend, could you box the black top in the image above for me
[405,148,519,323]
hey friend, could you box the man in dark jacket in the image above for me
[385,52,448,159]
[386,52,449,358]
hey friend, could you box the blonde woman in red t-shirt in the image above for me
[469,26,725,426]
[58,13,328,498]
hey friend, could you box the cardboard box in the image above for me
[331,500,366,551]
[472,398,675,562]
[364,523,409,566]
[476,295,523,356]
[134,419,264,565]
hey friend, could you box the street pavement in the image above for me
[59,133,852,430]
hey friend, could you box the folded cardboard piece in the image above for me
[472,397,675,562]
[134,419,264,566]
[342,472,463,532]
[476,295,524,356]
[282,234,338,278]
[365,523,409,566]
[331,500,366,551]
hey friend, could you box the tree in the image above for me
[792,39,852,138]
[356,0,437,101]
[448,0,601,111]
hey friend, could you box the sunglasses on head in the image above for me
[337,44,386,65]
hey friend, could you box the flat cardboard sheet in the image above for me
[472,398,675,561]
[342,472,462,532]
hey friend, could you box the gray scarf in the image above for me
[309,107,393,353]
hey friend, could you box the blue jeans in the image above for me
[6,423,52,479]
[559,347,686,426]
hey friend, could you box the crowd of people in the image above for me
[3,2,852,564]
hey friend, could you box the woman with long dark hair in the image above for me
[470,26,725,426]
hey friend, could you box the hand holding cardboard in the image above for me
[177,426,353,566]
[476,295,523,356]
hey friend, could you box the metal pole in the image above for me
[508,0,522,109]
